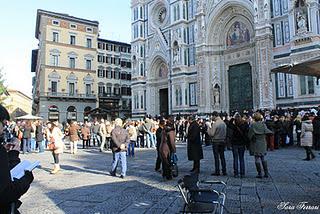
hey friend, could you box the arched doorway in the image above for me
[48,105,59,121]
[84,106,92,122]
[66,106,77,121]
[158,62,169,116]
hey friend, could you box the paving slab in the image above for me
[18,143,320,213]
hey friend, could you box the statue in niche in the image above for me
[197,0,204,13]
[253,0,258,22]
[263,0,270,20]
[296,12,307,32]
[173,41,180,65]
[212,84,220,106]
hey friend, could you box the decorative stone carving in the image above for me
[173,42,180,65]
[296,12,307,33]
[263,0,270,20]
[254,0,259,22]
[212,84,220,107]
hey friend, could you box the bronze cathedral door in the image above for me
[228,63,253,113]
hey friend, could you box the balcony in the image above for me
[98,93,121,99]
[41,92,96,100]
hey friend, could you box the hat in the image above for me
[0,104,10,121]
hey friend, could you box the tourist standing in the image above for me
[49,122,64,174]
[229,114,249,178]
[208,112,227,176]
[81,122,90,149]
[294,115,302,146]
[127,121,137,157]
[110,118,129,179]
[248,113,272,178]
[35,120,45,153]
[99,119,107,152]
[22,121,33,154]
[68,121,80,154]
[187,116,203,174]
[91,121,101,147]
[159,118,176,180]
[312,112,320,151]
[105,121,113,150]
[301,115,315,160]
[155,119,165,172]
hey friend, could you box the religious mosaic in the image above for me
[226,21,250,47]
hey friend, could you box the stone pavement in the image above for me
[19,142,320,214]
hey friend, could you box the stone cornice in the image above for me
[46,41,97,52]
[45,65,96,74]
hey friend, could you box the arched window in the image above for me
[140,63,144,76]
[83,106,92,122]
[48,105,59,122]
[67,106,77,121]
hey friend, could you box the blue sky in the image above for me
[0,0,131,96]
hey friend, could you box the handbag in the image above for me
[48,137,55,150]
[170,152,178,165]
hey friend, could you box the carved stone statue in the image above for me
[253,0,258,22]
[263,0,270,20]
[173,46,180,65]
[296,12,307,32]
[212,84,220,106]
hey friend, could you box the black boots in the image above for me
[256,161,269,178]
[262,161,269,178]
[255,162,262,178]
[191,161,200,173]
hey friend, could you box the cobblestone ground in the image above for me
[19,142,320,214]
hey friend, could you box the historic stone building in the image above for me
[32,10,133,122]
[131,0,320,117]
[97,39,132,119]
[32,9,99,122]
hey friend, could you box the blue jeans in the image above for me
[127,141,135,157]
[38,140,45,153]
[92,133,100,146]
[232,145,246,176]
[23,138,31,153]
[111,152,127,176]
[146,132,156,148]
[31,138,36,151]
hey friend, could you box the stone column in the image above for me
[254,0,274,109]
[308,1,318,34]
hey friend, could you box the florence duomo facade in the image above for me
[131,0,320,117]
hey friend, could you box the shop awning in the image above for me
[271,56,320,78]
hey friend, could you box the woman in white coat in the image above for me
[49,122,64,174]
[301,115,315,161]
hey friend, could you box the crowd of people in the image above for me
[1,101,320,212]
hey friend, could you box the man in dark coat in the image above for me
[312,112,320,150]
[187,116,203,173]
[0,105,34,214]
[155,119,165,172]
[35,120,44,153]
